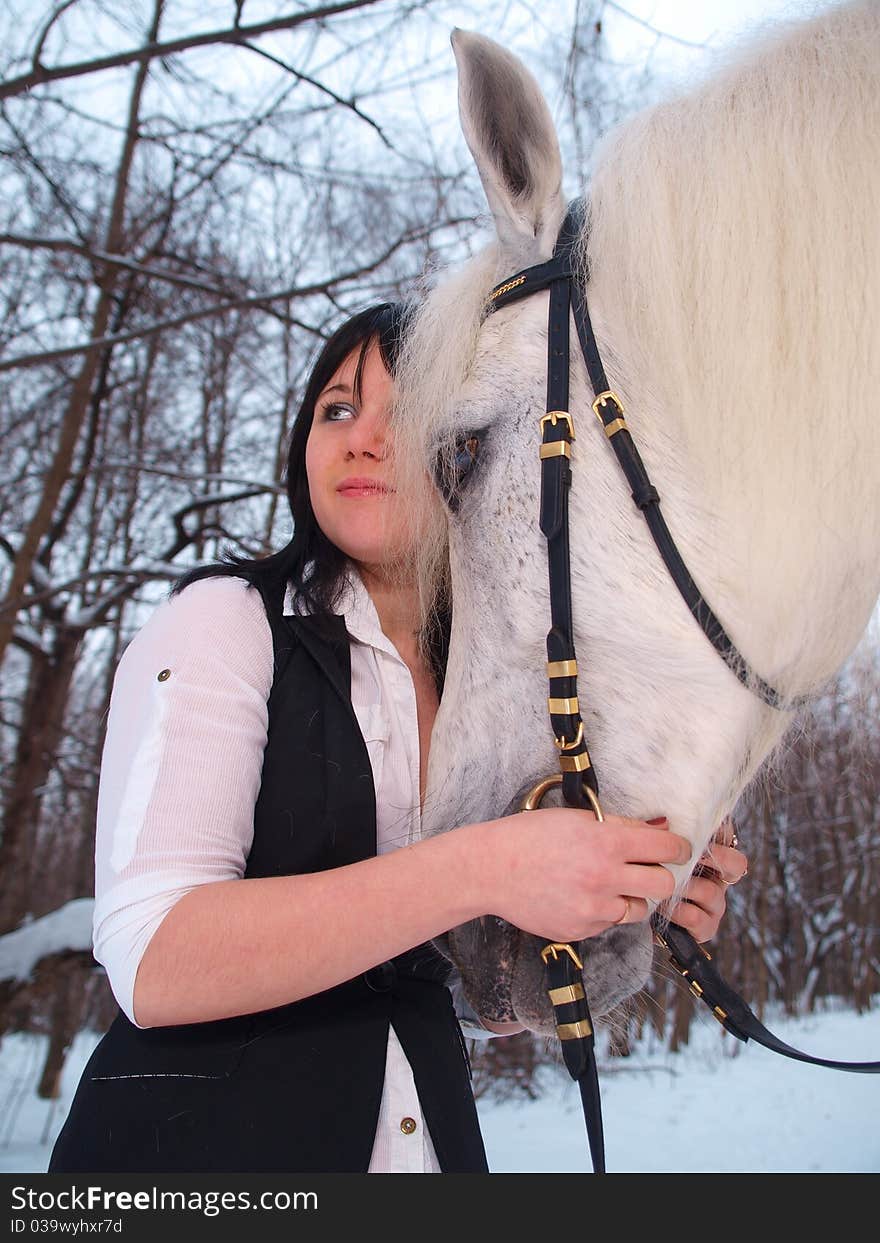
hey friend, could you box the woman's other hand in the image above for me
[665,818,748,943]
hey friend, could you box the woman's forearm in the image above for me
[134,804,701,1028]
[133,821,494,1027]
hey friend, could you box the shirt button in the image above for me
[157,669,171,682]
[400,1117,417,1135]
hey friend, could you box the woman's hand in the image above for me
[665,818,749,942]
[479,809,692,944]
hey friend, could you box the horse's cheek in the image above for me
[579,924,656,1019]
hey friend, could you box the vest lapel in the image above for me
[283,612,355,715]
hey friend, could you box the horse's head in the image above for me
[394,5,880,1033]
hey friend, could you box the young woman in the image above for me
[49,302,746,1174]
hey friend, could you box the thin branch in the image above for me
[174,489,277,542]
[0,0,387,101]
[31,1,82,72]
[13,568,167,620]
[0,224,440,372]
[0,105,89,245]
[99,462,286,492]
[9,629,48,660]
[0,233,238,296]
[12,488,272,617]
[604,0,712,50]
[240,40,393,150]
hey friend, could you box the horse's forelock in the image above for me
[393,244,503,622]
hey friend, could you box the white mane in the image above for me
[580,0,880,695]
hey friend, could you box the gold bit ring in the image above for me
[612,896,631,926]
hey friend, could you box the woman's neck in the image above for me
[356,564,421,659]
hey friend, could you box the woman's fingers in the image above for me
[617,862,679,903]
[668,897,724,941]
[699,818,747,880]
[604,894,650,927]
[494,809,700,942]
[669,875,725,937]
[587,816,745,939]
[696,842,748,885]
[669,870,731,941]
[593,819,691,931]
[612,825,693,867]
[678,874,726,912]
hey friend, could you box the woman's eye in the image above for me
[321,402,356,422]
[434,432,483,513]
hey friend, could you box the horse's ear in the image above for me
[452,28,564,259]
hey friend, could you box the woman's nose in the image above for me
[345,409,388,459]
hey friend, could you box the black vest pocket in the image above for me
[49,1011,254,1173]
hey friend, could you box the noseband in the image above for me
[484,201,880,1174]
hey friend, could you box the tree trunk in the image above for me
[0,0,164,668]
[37,966,83,1100]
[668,981,693,1054]
[0,628,81,933]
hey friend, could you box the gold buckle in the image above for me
[541,942,584,970]
[592,391,628,437]
[582,785,604,822]
[591,390,624,418]
[540,410,576,439]
[554,721,584,752]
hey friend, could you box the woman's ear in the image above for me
[452,28,565,261]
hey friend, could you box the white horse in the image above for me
[394,0,880,1034]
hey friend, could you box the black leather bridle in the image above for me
[482,200,880,1174]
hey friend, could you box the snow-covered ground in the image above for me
[478,1001,880,1173]
[2,1000,878,1174]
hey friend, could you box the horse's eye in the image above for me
[434,432,483,513]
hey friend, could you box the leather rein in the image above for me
[483,200,880,1174]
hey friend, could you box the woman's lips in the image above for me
[336,478,393,497]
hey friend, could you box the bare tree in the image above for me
[0,3,508,1093]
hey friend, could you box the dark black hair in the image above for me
[173,301,407,615]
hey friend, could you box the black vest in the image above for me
[49,580,488,1174]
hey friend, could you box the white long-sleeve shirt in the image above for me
[92,570,478,1174]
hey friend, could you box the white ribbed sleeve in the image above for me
[92,576,273,1026]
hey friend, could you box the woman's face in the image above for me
[306,340,411,573]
